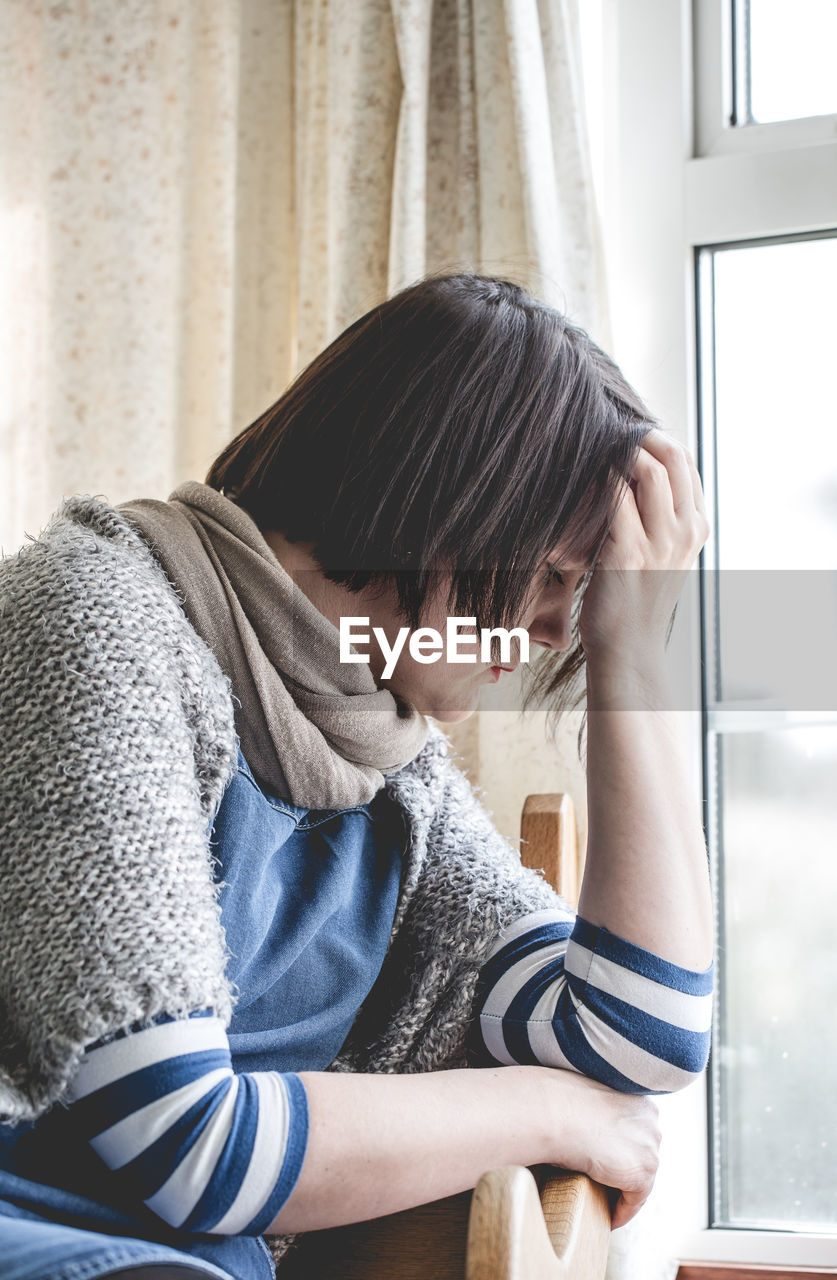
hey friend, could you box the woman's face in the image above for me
[262,528,587,722]
[366,553,589,721]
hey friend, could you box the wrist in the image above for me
[527,1066,591,1169]
[585,650,671,711]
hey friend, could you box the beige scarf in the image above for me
[119,481,429,808]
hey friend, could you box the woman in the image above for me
[0,273,714,1280]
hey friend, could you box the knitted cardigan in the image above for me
[0,494,564,1133]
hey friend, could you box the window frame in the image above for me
[599,0,837,1267]
[698,225,837,1250]
[693,0,837,154]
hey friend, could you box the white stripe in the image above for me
[210,1072,290,1234]
[485,908,576,960]
[67,1017,229,1100]
[479,943,573,1068]
[479,949,706,1086]
[575,1004,698,1092]
[478,1012,519,1066]
[565,941,714,1033]
[519,983,578,1072]
[479,939,569,1019]
[482,979,580,1074]
[145,1074,242,1228]
[90,1068,233,1167]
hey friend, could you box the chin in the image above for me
[430,706,476,724]
[414,690,480,723]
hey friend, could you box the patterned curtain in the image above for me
[0,0,600,556]
[0,8,688,1277]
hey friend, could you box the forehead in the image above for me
[543,538,599,573]
[540,505,610,571]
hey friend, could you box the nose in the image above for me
[526,606,574,654]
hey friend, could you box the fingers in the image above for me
[604,478,645,558]
[619,428,709,560]
[640,427,697,516]
[630,448,677,543]
[606,1149,658,1230]
[683,444,707,519]
[611,1184,653,1230]
[605,1094,660,1230]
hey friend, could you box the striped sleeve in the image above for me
[470,908,714,1094]
[65,1010,308,1235]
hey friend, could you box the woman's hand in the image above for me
[578,428,709,674]
[540,1069,662,1229]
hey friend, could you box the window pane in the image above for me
[714,726,837,1229]
[713,237,837,572]
[711,236,837,709]
[743,0,837,124]
[703,233,837,1233]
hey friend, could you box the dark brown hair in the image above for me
[207,272,654,736]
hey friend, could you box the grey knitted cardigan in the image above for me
[0,495,564,1229]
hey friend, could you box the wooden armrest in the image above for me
[467,1166,611,1280]
[283,1166,611,1279]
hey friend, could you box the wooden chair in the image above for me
[281,793,612,1280]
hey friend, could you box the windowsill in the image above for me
[678,1264,837,1279]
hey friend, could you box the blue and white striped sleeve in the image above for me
[65,1010,308,1236]
[470,908,714,1094]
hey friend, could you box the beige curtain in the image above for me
[1,0,601,840]
[5,0,599,839]
[1,0,601,558]
[0,6,686,1277]
[0,0,604,946]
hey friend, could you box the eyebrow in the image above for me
[545,556,597,575]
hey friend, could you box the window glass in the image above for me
[740,0,837,124]
[703,232,837,1232]
[714,726,837,1228]
[713,236,837,573]
[711,236,837,709]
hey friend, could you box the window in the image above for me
[700,231,837,1234]
[733,0,837,126]
[599,0,837,1267]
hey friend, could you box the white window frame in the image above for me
[598,0,837,1267]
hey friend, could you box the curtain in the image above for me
[0,6,687,1277]
[0,0,604,1023]
[0,0,601,558]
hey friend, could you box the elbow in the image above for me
[88,1072,309,1239]
[139,1189,265,1240]
[594,1026,713,1097]
[135,1156,299,1240]
[568,975,714,1096]
[659,1029,712,1092]
[562,1001,714,1096]
[139,1074,308,1237]
[677,1030,712,1080]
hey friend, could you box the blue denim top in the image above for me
[0,746,407,1276]
[216,746,407,1073]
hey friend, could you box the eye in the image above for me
[543,563,565,587]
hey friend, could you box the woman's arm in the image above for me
[0,511,239,1126]
[65,1011,309,1235]
[577,429,714,970]
[471,905,712,1093]
[269,1063,660,1234]
[468,432,713,1091]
